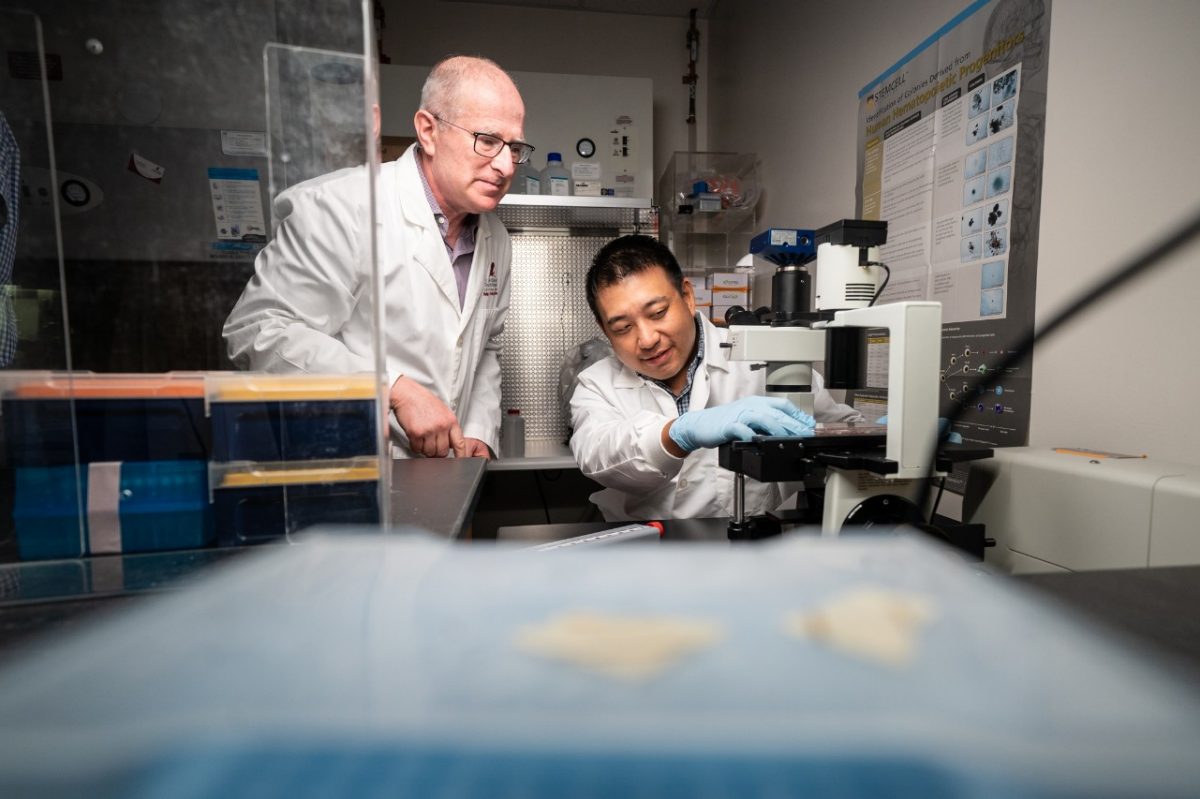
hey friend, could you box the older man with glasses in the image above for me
[225,56,530,460]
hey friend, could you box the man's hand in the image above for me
[389,375,467,458]
[665,396,815,455]
[460,437,492,460]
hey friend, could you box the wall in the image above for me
[381,0,707,183]
[708,0,1200,468]
[1029,0,1199,465]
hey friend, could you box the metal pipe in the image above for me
[733,471,745,524]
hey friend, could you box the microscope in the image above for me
[717,220,992,552]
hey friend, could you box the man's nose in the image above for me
[636,322,659,349]
[492,148,516,177]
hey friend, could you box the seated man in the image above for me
[570,234,864,521]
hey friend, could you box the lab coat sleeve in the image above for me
[223,179,372,374]
[813,370,866,423]
[568,366,686,494]
[459,243,511,452]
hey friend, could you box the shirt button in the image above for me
[678,478,688,490]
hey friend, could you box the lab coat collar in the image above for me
[698,314,732,374]
[393,145,463,314]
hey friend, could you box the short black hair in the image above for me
[586,234,685,324]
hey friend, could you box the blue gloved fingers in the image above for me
[878,410,960,441]
[775,412,815,437]
[781,406,816,429]
[727,422,757,442]
[741,409,814,438]
[760,396,814,424]
[742,410,794,437]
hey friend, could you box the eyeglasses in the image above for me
[434,115,535,165]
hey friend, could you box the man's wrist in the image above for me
[661,420,687,458]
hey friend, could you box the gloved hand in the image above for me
[876,415,963,444]
[669,396,815,453]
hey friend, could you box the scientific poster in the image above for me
[855,0,1051,459]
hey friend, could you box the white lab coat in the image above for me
[224,145,511,456]
[569,315,863,521]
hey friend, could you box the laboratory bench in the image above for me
[4,460,1199,687]
[0,533,1198,797]
[494,517,1200,680]
[487,439,576,471]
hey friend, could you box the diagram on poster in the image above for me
[929,64,1021,323]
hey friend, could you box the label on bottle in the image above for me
[523,175,540,194]
[548,176,570,196]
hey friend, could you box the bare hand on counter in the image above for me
[460,437,492,460]
[390,375,467,458]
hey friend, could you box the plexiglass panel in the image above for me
[0,0,386,567]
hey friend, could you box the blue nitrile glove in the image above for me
[876,415,963,444]
[669,396,815,453]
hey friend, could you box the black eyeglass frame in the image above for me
[433,115,535,165]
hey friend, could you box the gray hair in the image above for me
[420,55,517,120]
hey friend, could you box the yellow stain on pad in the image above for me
[785,588,937,667]
[516,611,722,681]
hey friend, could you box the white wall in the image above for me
[708,0,1200,467]
[382,1,707,182]
[708,0,966,226]
[1031,0,1199,465]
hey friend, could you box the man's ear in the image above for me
[681,277,697,316]
[413,109,438,155]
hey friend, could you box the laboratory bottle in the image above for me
[516,160,541,195]
[500,408,525,458]
[540,152,572,197]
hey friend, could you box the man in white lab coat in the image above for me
[224,56,532,459]
[570,235,864,521]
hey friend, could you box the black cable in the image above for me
[867,261,891,306]
[929,476,946,520]
[532,470,552,524]
[916,205,1200,526]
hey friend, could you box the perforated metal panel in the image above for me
[496,204,655,443]
[499,234,605,442]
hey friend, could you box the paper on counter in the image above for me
[785,588,937,667]
[515,610,722,681]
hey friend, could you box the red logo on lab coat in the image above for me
[482,261,499,297]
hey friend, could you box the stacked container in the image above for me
[3,373,215,559]
[204,374,382,546]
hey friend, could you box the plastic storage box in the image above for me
[206,374,379,463]
[1,373,210,466]
[211,458,381,545]
[13,460,214,559]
